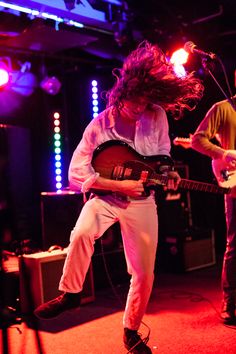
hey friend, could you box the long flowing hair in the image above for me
[106,41,204,116]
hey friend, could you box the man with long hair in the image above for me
[34,41,203,353]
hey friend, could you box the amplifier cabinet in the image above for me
[19,248,95,313]
[159,228,216,272]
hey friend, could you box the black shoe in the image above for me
[221,301,235,324]
[123,328,152,354]
[34,292,81,319]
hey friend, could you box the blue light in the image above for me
[55,147,61,154]
[41,12,63,22]
[54,141,61,147]
[91,79,100,119]
[0,2,84,29]
[56,182,62,189]
[56,168,62,175]
[67,20,84,28]
[0,2,39,15]
[55,161,61,168]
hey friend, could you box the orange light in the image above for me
[170,48,189,66]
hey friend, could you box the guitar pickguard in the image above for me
[212,157,236,188]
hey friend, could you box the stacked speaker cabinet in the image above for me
[157,163,216,272]
[157,163,192,237]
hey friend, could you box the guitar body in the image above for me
[212,152,236,188]
[92,140,173,180]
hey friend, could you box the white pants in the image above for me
[59,194,158,330]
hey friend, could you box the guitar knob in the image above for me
[221,169,229,181]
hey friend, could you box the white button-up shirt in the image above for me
[68,104,171,193]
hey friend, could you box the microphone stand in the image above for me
[201,57,236,111]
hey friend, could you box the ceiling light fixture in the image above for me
[40,77,62,96]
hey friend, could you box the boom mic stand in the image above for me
[201,57,236,111]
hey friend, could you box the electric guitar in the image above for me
[91,140,235,197]
[173,137,236,190]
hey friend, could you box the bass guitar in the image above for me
[173,137,236,190]
[92,140,235,197]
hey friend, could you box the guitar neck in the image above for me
[155,174,230,195]
[179,178,230,195]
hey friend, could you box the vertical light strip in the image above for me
[91,80,100,118]
[53,111,63,192]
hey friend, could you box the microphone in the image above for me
[184,41,217,60]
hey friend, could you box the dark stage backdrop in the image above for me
[0,125,38,246]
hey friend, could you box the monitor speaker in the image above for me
[19,248,95,314]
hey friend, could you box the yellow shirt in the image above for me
[191,97,236,159]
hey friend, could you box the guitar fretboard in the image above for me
[156,174,230,195]
[180,178,229,195]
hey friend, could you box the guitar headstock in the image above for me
[173,136,192,149]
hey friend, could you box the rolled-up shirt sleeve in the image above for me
[68,123,100,193]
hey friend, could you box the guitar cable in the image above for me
[99,236,152,353]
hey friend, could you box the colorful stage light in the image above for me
[170,48,189,66]
[0,68,9,87]
[170,48,189,78]
[53,112,63,192]
[91,80,100,118]
[40,76,62,95]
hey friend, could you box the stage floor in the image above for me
[2,259,236,354]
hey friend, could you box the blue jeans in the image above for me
[222,195,236,302]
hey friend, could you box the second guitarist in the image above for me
[191,94,236,325]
